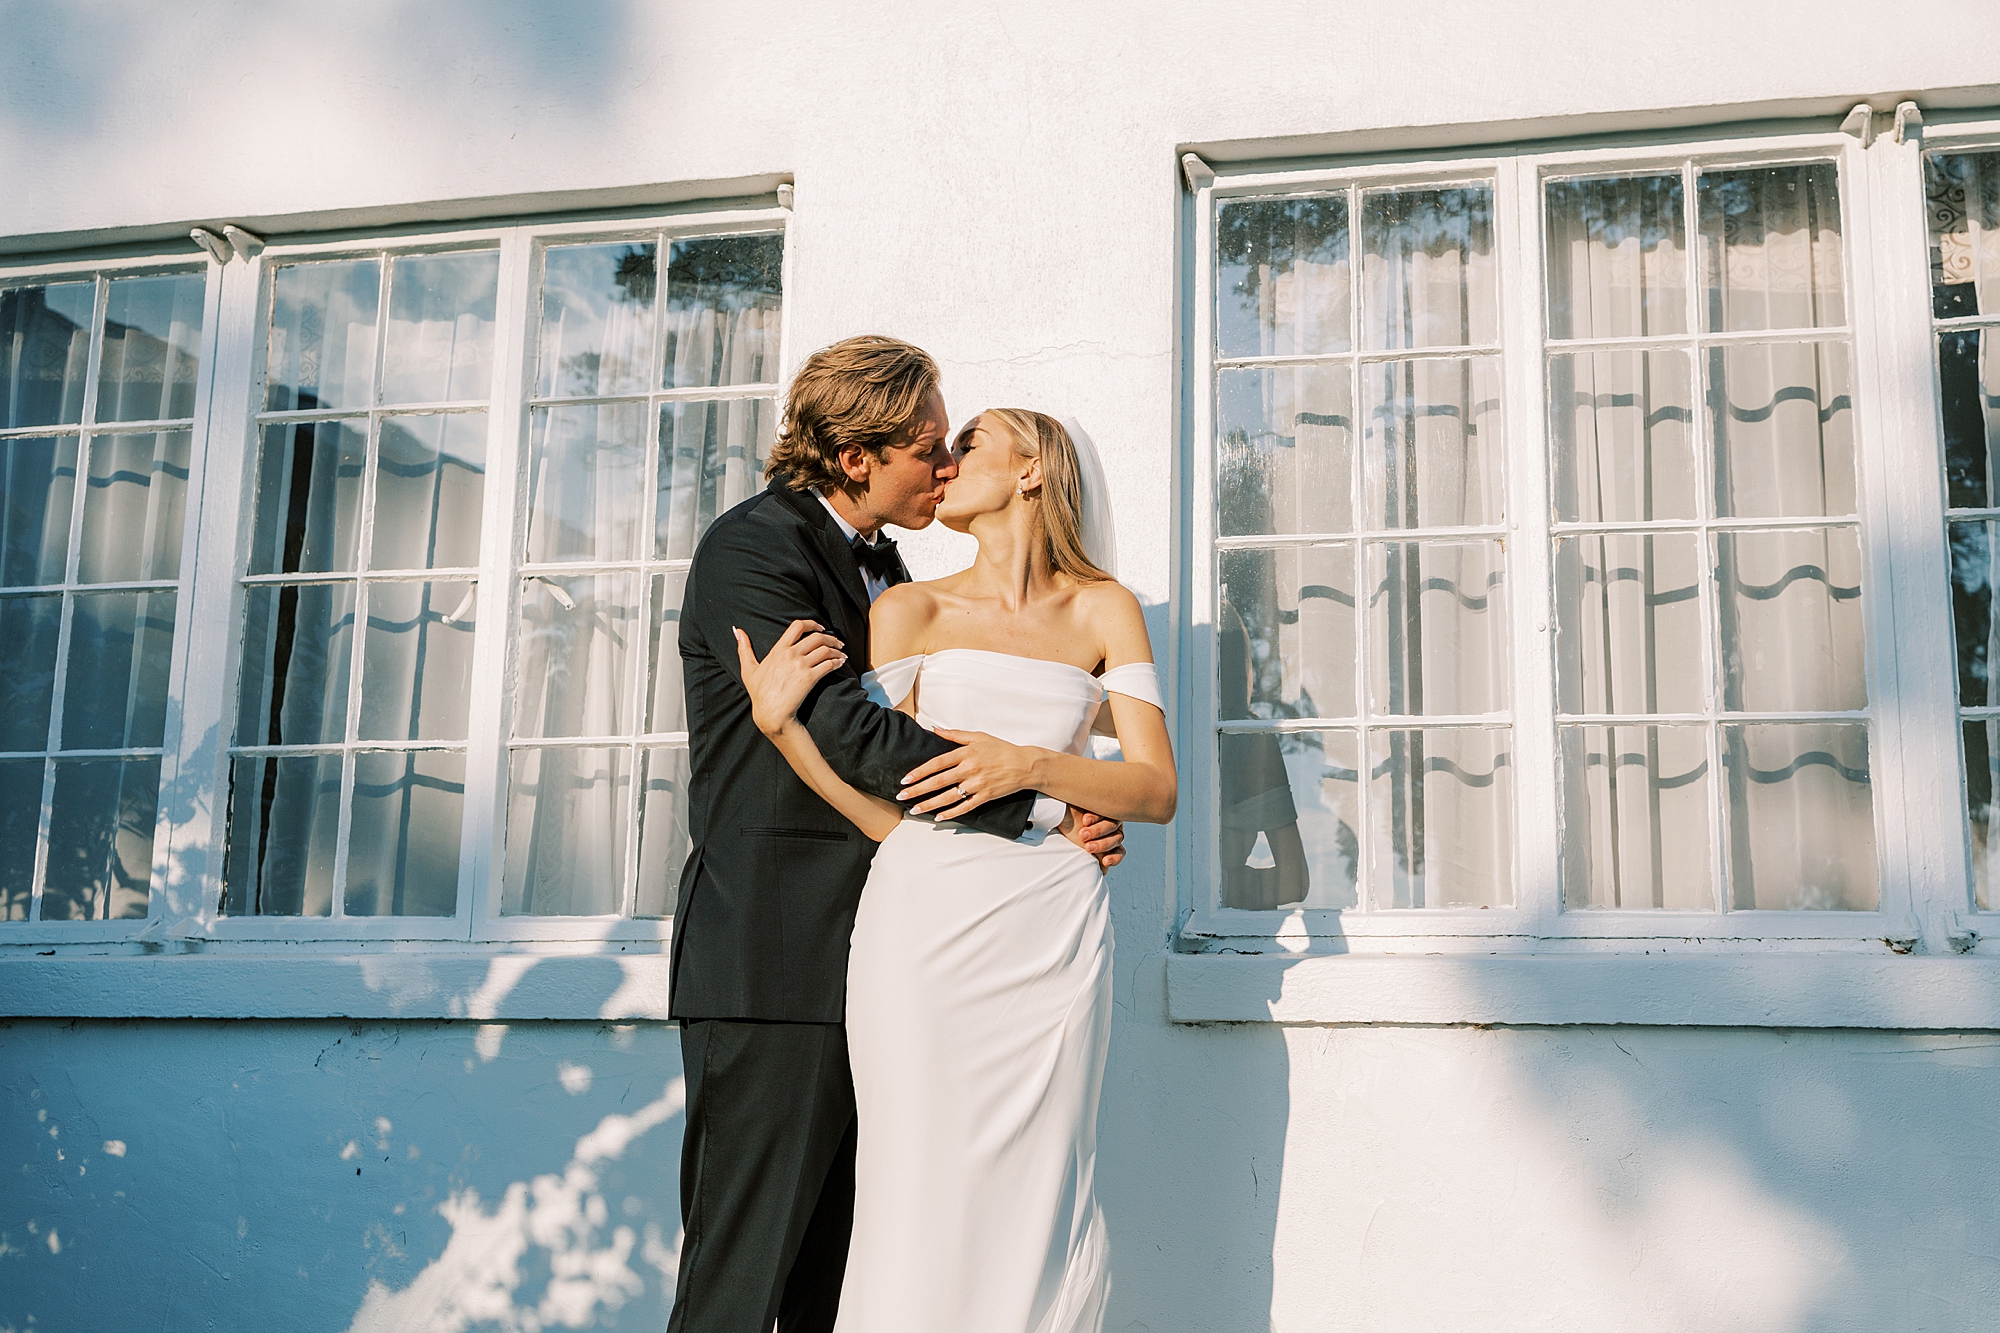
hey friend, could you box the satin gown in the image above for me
[833,649,1162,1333]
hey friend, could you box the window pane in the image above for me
[1953,520,1999,708]
[223,753,339,915]
[1560,723,1712,910]
[1218,546,1357,721]
[0,593,60,750]
[266,259,381,412]
[1939,329,2000,510]
[1549,349,1696,523]
[63,590,175,750]
[1368,726,1512,907]
[0,759,38,919]
[1721,722,1875,910]
[371,413,486,570]
[1708,341,1855,518]
[647,570,689,734]
[381,251,498,405]
[1716,528,1866,713]
[1544,173,1688,340]
[1361,355,1504,529]
[1,434,78,586]
[1368,540,1508,717]
[1926,149,2000,319]
[1964,720,1997,911]
[0,283,93,428]
[537,242,656,399]
[634,746,690,917]
[1220,728,1358,911]
[1218,366,1354,537]
[503,746,629,915]
[656,398,776,560]
[513,572,641,738]
[236,583,356,747]
[78,430,190,583]
[249,420,366,575]
[41,757,157,920]
[1697,163,1845,332]
[97,274,205,423]
[345,750,463,916]
[1360,185,1497,350]
[1554,532,1704,716]
[524,403,646,563]
[1216,195,1351,358]
[359,581,475,741]
[663,234,783,389]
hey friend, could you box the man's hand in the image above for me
[1061,807,1124,872]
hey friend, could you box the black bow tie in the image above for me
[849,532,907,585]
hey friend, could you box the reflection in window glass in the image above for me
[0,268,202,923]
[1216,195,1351,359]
[664,234,783,389]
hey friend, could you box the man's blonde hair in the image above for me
[765,335,940,492]
[978,409,1113,585]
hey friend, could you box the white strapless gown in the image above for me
[834,649,1161,1333]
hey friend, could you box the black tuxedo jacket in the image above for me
[670,482,1036,1021]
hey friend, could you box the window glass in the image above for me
[1211,182,1511,912]
[505,232,782,919]
[1931,148,2000,910]
[0,271,205,923]
[1548,163,1875,913]
[225,249,496,919]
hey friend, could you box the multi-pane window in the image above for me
[225,249,498,919]
[1,271,204,922]
[206,224,784,935]
[1212,186,1511,913]
[1547,163,1873,913]
[1194,135,1908,940]
[505,233,782,919]
[1933,148,2000,911]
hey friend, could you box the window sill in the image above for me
[0,946,675,1021]
[1165,950,2000,1028]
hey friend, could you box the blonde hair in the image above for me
[766,335,939,492]
[980,409,1113,584]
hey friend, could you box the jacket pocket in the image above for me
[742,826,850,843]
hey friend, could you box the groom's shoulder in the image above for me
[695,484,809,564]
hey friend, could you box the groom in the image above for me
[667,334,1125,1332]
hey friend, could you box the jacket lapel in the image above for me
[770,483,872,650]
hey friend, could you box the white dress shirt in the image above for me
[814,489,1066,837]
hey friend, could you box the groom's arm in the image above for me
[691,518,1035,841]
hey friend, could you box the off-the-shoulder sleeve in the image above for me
[862,655,924,709]
[1099,661,1164,711]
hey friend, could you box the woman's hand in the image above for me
[897,728,1046,822]
[733,620,847,737]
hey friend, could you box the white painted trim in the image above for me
[0,948,674,1020]
[1165,951,2000,1027]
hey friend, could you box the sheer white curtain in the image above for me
[1550,166,1873,912]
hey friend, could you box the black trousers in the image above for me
[666,1018,857,1333]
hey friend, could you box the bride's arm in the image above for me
[733,622,904,842]
[901,586,1177,825]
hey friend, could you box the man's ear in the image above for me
[837,443,873,484]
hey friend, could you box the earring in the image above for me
[1017,484,1027,496]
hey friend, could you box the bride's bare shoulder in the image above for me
[869,583,939,662]
[1072,579,1151,661]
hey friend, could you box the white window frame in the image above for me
[0,195,792,958]
[1180,117,1987,959]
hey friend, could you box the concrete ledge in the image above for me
[1166,952,2000,1029]
[0,951,675,1021]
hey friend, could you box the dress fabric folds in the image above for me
[837,649,1150,1333]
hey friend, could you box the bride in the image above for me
[731,408,1176,1332]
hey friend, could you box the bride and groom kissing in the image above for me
[665,334,1176,1333]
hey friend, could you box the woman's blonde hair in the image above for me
[979,409,1113,585]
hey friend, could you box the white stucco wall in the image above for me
[6,2,2000,1329]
